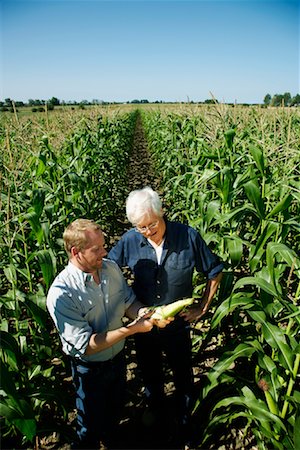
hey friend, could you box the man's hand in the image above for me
[137,307,174,328]
[127,312,154,334]
[150,316,174,328]
[180,301,208,323]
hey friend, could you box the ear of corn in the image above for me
[151,298,194,320]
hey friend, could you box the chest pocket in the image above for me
[166,253,193,287]
[167,253,191,270]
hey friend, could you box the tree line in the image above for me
[263,92,300,106]
[1,92,300,112]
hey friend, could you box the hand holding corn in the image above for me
[127,311,154,334]
[180,299,209,322]
[150,298,194,327]
[137,306,174,328]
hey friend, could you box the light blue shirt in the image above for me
[47,259,136,362]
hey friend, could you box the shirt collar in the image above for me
[67,261,96,285]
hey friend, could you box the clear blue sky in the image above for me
[1,0,299,104]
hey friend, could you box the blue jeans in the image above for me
[134,318,194,421]
[70,351,126,449]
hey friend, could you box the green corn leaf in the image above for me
[224,235,243,265]
[244,180,265,219]
[293,407,300,450]
[266,242,300,277]
[0,360,18,396]
[22,210,44,245]
[233,276,278,297]
[248,311,294,373]
[249,145,265,176]
[0,331,21,370]
[3,264,17,286]
[36,249,56,290]
[211,293,254,329]
[224,128,236,150]
[261,322,294,373]
[249,221,279,271]
[13,418,36,442]
[266,194,293,219]
[206,200,221,226]
[24,299,49,328]
[218,271,235,302]
[213,393,287,433]
[32,188,45,217]
[207,343,256,382]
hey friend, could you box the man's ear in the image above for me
[71,246,80,258]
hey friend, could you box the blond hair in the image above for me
[63,219,101,258]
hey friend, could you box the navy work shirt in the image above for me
[108,220,223,307]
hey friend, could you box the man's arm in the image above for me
[180,271,223,322]
[85,314,153,356]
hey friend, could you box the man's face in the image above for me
[136,212,166,245]
[74,229,107,273]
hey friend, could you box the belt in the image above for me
[71,350,124,368]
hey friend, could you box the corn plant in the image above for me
[141,104,300,448]
[0,108,137,446]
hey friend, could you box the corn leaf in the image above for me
[211,292,254,329]
[244,180,265,219]
[266,194,293,219]
[249,145,265,176]
[207,342,256,382]
[36,249,56,290]
[233,276,278,297]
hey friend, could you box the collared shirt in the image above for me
[46,259,136,362]
[108,220,224,307]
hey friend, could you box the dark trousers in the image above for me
[70,351,126,449]
[134,319,194,422]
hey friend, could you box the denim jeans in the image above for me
[134,318,194,420]
[70,350,126,449]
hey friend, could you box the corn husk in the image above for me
[151,298,194,320]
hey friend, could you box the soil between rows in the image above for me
[33,115,256,450]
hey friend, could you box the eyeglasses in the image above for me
[136,220,159,233]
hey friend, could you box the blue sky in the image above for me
[1,0,299,104]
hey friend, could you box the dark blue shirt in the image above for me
[108,220,223,307]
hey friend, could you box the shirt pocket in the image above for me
[167,253,193,286]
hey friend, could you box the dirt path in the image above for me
[36,114,255,450]
[126,112,160,194]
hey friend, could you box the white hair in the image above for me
[126,187,163,225]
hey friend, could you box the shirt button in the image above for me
[157,280,160,284]
[157,295,161,299]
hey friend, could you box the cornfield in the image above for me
[1,103,299,450]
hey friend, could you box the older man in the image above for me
[108,187,223,443]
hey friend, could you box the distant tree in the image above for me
[204,99,218,104]
[263,94,272,106]
[4,98,13,107]
[290,94,300,106]
[271,94,283,106]
[283,92,291,106]
[48,97,60,106]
